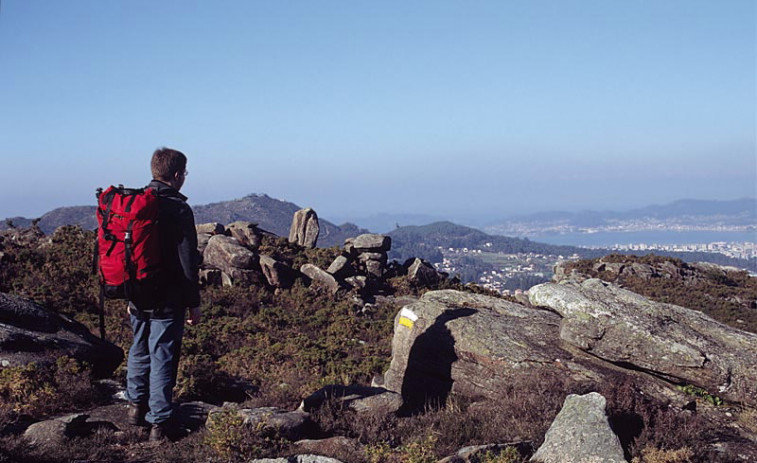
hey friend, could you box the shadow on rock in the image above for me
[400,308,476,415]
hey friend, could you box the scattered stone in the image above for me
[224,268,263,287]
[301,264,341,294]
[293,436,362,463]
[289,209,320,249]
[204,235,257,269]
[227,221,262,249]
[204,235,263,286]
[207,406,314,442]
[249,456,345,463]
[352,234,391,252]
[364,260,384,279]
[343,238,356,256]
[406,258,446,286]
[439,442,532,463]
[260,255,295,289]
[327,254,353,279]
[24,414,90,449]
[196,222,225,235]
[299,385,403,416]
[357,252,387,264]
[344,276,367,290]
[530,392,626,463]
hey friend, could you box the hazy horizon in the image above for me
[1,1,755,220]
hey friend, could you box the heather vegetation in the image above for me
[0,226,755,462]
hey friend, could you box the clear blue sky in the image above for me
[1,0,754,222]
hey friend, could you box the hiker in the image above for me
[125,147,202,441]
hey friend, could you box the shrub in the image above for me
[631,446,694,463]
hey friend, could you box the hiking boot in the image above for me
[149,422,169,442]
[126,402,148,426]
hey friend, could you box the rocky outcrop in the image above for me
[381,290,582,409]
[326,254,353,279]
[301,264,341,294]
[405,258,447,287]
[0,293,123,377]
[197,221,447,296]
[289,209,320,249]
[228,221,263,250]
[530,392,626,463]
[260,255,296,289]
[528,279,757,406]
[350,234,391,279]
[196,222,225,235]
[203,235,262,286]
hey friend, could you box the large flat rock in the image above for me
[529,279,757,406]
[0,293,123,378]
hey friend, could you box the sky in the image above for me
[0,0,755,224]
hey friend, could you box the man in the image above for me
[125,147,202,441]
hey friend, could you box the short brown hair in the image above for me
[151,147,187,181]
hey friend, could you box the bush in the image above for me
[0,356,102,421]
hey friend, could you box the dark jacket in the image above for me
[134,180,201,317]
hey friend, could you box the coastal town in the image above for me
[435,240,756,294]
[590,241,757,261]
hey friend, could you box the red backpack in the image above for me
[95,186,162,311]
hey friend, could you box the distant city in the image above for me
[588,241,756,261]
[435,240,756,295]
[486,221,754,238]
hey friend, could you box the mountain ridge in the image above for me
[487,197,756,228]
[0,193,366,248]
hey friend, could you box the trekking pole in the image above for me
[94,188,106,341]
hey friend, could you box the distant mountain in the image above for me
[1,206,98,234]
[193,194,366,247]
[623,198,756,219]
[485,198,757,235]
[0,194,366,248]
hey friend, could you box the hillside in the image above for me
[1,194,365,248]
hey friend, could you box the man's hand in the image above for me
[187,306,202,326]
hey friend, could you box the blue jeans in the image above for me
[125,312,184,425]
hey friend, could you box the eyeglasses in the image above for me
[183,170,189,177]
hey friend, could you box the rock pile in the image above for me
[198,221,295,289]
[323,235,447,294]
[198,210,448,296]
